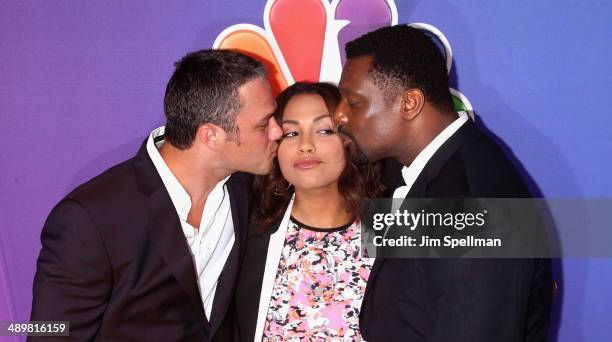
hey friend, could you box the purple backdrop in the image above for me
[1,1,611,341]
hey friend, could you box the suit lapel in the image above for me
[254,197,294,342]
[408,121,471,198]
[133,140,208,325]
[208,174,246,334]
[146,188,208,321]
[364,120,475,300]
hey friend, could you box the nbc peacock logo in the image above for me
[213,0,474,118]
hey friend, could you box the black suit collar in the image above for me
[132,140,208,325]
[365,119,479,300]
[132,139,249,333]
[406,118,478,197]
[132,137,251,198]
[208,173,249,333]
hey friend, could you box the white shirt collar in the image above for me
[146,126,235,320]
[146,126,230,225]
[394,111,469,197]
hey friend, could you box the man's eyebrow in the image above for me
[282,114,331,125]
[259,112,275,123]
[339,86,355,94]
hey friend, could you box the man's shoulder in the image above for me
[228,171,254,189]
[44,155,148,239]
[65,157,139,205]
[455,124,530,197]
[227,171,256,206]
[458,127,511,168]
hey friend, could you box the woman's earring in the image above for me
[272,181,291,196]
[272,184,282,196]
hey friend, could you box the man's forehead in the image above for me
[340,55,375,93]
[239,76,271,97]
[345,55,374,70]
[239,78,274,105]
[240,101,275,120]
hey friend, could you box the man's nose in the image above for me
[334,104,349,126]
[267,116,282,141]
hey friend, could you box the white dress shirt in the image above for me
[392,111,469,200]
[146,126,235,320]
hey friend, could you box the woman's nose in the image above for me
[298,135,315,153]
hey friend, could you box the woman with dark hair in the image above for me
[232,82,384,341]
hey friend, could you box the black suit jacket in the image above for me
[361,119,552,341]
[232,214,286,342]
[232,120,552,342]
[30,140,251,341]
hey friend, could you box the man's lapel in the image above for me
[364,120,474,298]
[208,173,248,334]
[407,119,473,199]
[132,140,209,325]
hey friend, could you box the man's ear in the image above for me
[196,124,227,150]
[400,89,425,121]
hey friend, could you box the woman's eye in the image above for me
[282,131,298,138]
[318,129,335,136]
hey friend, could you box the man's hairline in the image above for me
[344,54,405,104]
[224,73,273,144]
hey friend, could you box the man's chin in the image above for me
[250,168,270,176]
[251,161,275,176]
[343,136,371,165]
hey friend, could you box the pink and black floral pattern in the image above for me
[263,218,373,341]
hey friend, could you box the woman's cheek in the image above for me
[332,158,346,178]
[276,143,294,181]
[327,139,347,169]
[322,149,346,178]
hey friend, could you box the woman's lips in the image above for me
[294,157,322,169]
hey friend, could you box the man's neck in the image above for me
[159,142,231,226]
[397,109,457,167]
[291,185,352,228]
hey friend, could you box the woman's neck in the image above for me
[291,185,352,229]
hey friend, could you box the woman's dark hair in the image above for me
[251,82,386,232]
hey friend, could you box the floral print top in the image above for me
[262,217,373,341]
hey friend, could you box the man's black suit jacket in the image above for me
[360,119,552,341]
[232,120,552,342]
[30,140,251,341]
